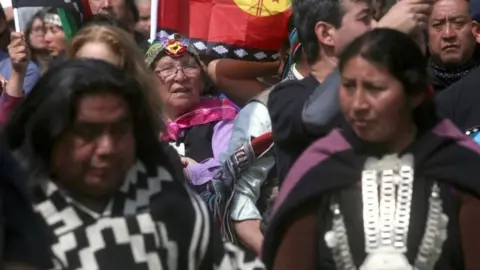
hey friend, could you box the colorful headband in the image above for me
[44,8,79,40]
[44,13,62,28]
[282,27,302,79]
[289,28,301,58]
[145,34,199,68]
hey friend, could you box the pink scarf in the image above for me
[161,97,238,141]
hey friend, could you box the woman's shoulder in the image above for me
[433,119,480,154]
[269,129,356,227]
[425,119,480,197]
[281,129,353,190]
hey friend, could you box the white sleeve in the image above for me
[225,102,274,221]
[223,102,272,157]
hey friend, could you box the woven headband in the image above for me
[145,34,200,68]
[44,8,79,40]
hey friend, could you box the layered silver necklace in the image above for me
[324,154,449,270]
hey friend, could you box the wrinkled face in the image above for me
[135,3,150,36]
[428,0,476,67]
[44,24,66,56]
[75,41,122,66]
[89,0,128,22]
[29,18,47,50]
[333,0,373,55]
[339,56,417,143]
[154,54,203,117]
[51,92,135,198]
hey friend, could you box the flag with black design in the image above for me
[156,0,292,61]
[12,0,85,31]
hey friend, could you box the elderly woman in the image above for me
[145,35,237,188]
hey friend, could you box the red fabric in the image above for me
[158,0,291,51]
[252,132,273,156]
[0,92,23,125]
[80,0,92,20]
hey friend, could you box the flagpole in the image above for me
[149,0,159,43]
[13,8,20,32]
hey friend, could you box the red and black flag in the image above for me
[156,0,292,61]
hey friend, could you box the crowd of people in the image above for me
[0,0,479,269]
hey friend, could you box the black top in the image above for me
[176,122,217,162]
[263,119,480,269]
[267,75,320,184]
[436,66,480,131]
[0,148,52,268]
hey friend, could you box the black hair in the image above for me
[25,9,48,46]
[125,0,140,23]
[374,0,397,20]
[2,59,170,180]
[82,13,130,32]
[287,14,295,34]
[293,0,345,64]
[338,28,436,129]
[0,2,11,50]
[0,2,5,21]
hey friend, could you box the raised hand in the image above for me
[377,0,434,34]
[8,32,29,74]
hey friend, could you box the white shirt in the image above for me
[222,101,275,221]
[291,64,304,80]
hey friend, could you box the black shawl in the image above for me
[262,119,480,269]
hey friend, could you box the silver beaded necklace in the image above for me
[324,154,449,270]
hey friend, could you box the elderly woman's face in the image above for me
[154,54,203,116]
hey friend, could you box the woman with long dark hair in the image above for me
[24,9,50,73]
[2,59,264,269]
[263,28,480,269]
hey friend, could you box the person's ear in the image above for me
[471,20,480,43]
[314,21,336,47]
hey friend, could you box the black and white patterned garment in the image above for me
[32,161,265,270]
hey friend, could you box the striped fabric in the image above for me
[33,161,265,269]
